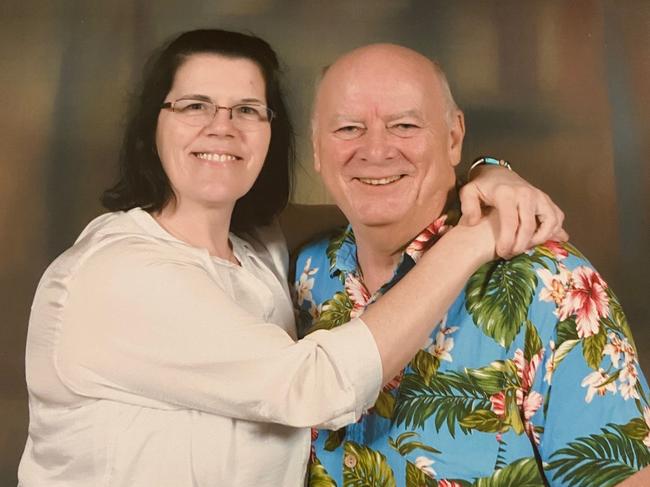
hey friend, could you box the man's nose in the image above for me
[358,127,398,163]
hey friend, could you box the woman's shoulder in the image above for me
[235,217,289,280]
[45,209,202,284]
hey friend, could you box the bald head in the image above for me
[312,43,458,130]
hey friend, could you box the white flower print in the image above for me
[414,456,437,478]
[581,368,617,403]
[537,264,572,311]
[295,257,318,306]
[423,315,458,363]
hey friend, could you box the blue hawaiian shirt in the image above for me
[293,216,650,487]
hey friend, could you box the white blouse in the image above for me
[18,208,381,487]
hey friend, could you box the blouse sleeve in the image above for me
[54,237,382,430]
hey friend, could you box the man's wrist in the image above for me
[467,156,512,180]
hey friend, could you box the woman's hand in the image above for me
[459,166,568,258]
[444,209,500,267]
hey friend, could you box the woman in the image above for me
[18,30,563,486]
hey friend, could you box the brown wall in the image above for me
[1,0,648,482]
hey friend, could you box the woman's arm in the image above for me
[55,218,495,429]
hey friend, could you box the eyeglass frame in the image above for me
[160,98,276,127]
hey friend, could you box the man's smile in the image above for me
[354,175,405,186]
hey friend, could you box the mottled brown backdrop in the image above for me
[1,0,648,483]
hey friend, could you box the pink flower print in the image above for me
[542,240,569,260]
[309,428,319,462]
[513,348,543,392]
[383,370,404,392]
[491,349,544,443]
[581,368,617,403]
[490,391,507,418]
[565,266,609,338]
[522,391,544,444]
[344,273,371,318]
[406,215,449,262]
[439,481,464,487]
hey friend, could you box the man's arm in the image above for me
[523,242,650,486]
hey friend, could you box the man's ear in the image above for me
[312,126,321,173]
[448,110,465,167]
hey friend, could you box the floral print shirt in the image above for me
[293,216,650,487]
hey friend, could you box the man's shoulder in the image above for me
[292,226,353,277]
[459,240,610,346]
[465,240,599,292]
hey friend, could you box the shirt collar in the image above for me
[328,210,460,280]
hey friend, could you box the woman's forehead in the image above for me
[170,54,266,98]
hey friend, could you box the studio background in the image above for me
[1,0,648,482]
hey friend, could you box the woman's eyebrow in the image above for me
[174,95,267,104]
[177,94,212,102]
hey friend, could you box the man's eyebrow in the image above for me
[388,110,424,120]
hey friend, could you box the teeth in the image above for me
[358,175,402,186]
[195,153,238,162]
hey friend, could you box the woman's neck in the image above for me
[153,200,238,264]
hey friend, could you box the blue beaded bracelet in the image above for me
[468,156,512,178]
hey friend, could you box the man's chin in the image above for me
[350,211,407,229]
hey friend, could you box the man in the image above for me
[294,44,650,486]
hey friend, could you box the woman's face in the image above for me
[155,53,271,213]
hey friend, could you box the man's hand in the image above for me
[460,165,568,258]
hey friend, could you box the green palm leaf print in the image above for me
[324,428,346,451]
[547,423,650,486]
[393,372,491,435]
[473,457,544,486]
[343,441,396,487]
[582,325,607,370]
[524,320,543,361]
[310,291,353,331]
[309,457,339,487]
[605,289,637,352]
[326,228,355,279]
[411,349,441,385]
[405,461,437,487]
[465,255,538,348]
[388,431,441,457]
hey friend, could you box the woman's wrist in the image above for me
[439,220,496,268]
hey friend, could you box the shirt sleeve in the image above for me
[54,237,381,430]
[529,255,650,485]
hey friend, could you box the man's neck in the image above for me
[353,216,436,295]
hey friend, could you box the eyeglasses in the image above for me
[161,98,275,129]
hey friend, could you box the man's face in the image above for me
[312,46,464,232]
